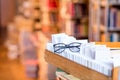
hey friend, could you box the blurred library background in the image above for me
[0,0,120,80]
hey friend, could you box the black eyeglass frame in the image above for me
[53,42,82,53]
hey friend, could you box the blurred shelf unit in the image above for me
[16,0,89,39]
[59,0,89,39]
[39,0,60,36]
[107,1,120,42]
[17,0,40,19]
[18,0,41,24]
[89,0,120,42]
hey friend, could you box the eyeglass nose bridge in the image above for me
[65,45,70,48]
[65,45,79,48]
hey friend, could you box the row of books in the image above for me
[71,3,86,18]
[59,0,88,19]
[61,20,88,39]
[100,33,120,42]
[73,24,88,38]
[109,33,120,42]
[108,7,120,29]
[72,19,88,38]
[109,0,120,3]
[69,2,88,19]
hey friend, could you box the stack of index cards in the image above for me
[46,33,115,77]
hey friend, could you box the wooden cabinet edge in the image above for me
[112,67,120,80]
[45,50,115,80]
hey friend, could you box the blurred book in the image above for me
[56,68,80,80]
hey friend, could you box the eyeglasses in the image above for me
[53,42,81,53]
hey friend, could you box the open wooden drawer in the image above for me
[45,42,120,80]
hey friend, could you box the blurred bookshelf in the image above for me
[38,0,60,38]
[59,0,89,39]
[40,0,89,39]
[107,1,120,42]
[89,0,120,42]
[15,0,120,42]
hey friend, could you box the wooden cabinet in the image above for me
[45,50,120,80]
